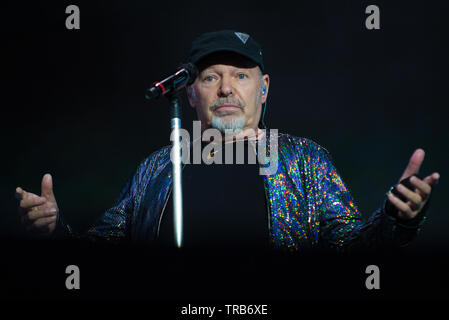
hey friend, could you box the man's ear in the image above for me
[186,85,196,109]
[261,74,270,104]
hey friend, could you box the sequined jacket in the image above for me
[56,133,425,252]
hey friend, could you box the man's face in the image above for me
[187,52,269,133]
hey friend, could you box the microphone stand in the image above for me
[145,63,198,248]
[167,92,183,248]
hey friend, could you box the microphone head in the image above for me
[145,86,161,100]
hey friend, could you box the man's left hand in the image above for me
[387,148,440,220]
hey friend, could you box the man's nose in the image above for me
[218,78,233,97]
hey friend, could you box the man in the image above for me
[15,30,440,252]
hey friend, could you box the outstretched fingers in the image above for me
[386,192,412,219]
[16,187,48,221]
[395,183,423,211]
[410,172,440,200]
[399,149,425,182]
[388,172,441,220]
[18,191,47,210]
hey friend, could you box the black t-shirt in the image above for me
[157,140,269,249]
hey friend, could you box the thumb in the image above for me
[399,148,425,182]
[41,173,56,202]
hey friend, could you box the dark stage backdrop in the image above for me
[1,0,448,302]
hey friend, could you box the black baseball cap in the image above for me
[188,30,264,73]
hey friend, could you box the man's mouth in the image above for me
[214,104,241,112]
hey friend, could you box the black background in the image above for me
[1,0,448,306]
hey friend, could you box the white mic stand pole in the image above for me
[167,92,183,248]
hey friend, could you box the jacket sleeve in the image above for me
[83,173,135,241]
[53,156,153,242]
[317,150,427,253]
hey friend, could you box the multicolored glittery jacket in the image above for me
[56,133,425,252]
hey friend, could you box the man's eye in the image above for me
[204,76,214,82]
[238,74,248,79]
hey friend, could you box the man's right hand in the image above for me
[16,173,59,235]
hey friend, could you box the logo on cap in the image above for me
[234,32,250,44]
